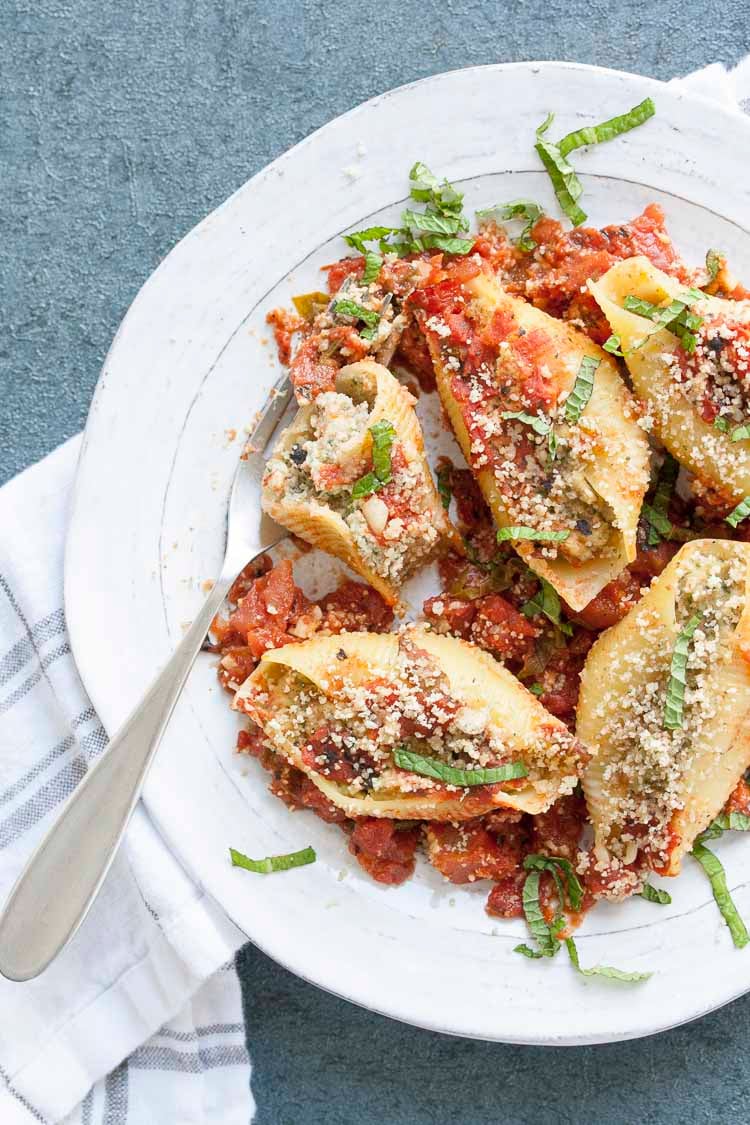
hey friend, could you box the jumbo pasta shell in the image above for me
[262,360,461,606]
[589,256,750,506]
[579,539,750,883]
[418,271,650,611]
[234,627,588,821]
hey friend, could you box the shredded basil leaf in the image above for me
[362,251,383,284]
[565,937,652,982]
[524,854,584,911]
[343,226,401,254]
[522,577,573,636]
[731,424,750,443]
[476,199,543,251]
[426,235,475,254]
[501,410,552,436]
[705,248,724,283]
[392,748,527,787]
[623,291,704,352]
[565,356,600,423]
[714,417,730,433]
[436,464,452,510]
[229,845,316,874]
[534,99,655,226]
[528,682,544,696]
[514,942,544,959]
[370,419,396,481]
[350,472,381,499]
[520,869,559,957]
[663,613,702,730]
[497,526,570,544]
[640,883,672,905]
[351,420,395,498]
[691,841,750,949]
[402,208,468,236]
[715,812,750,833]
[726,496,750,529]
[332,299,380,332]
[535,114,586,226]
[644,453,678,546]
[603,334,624,356]
[557,97,656,156]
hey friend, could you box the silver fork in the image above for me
[0,373,293,981]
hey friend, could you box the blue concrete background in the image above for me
[3,1,750,1121]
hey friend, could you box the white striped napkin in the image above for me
[0,59,748,1125]
[0,437,249,1125]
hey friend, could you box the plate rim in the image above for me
[65,59,750,1044]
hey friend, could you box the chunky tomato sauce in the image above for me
[241,204,750,920]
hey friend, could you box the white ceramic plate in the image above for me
[66,62,750,1044]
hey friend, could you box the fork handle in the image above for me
[0,570,240,981]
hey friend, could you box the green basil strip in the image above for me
[497,526,570,544]
[522,577,573,636]
[623,291,704,352]
[565,937,652,982]
[514,942,544,959]
[476,199,543,251]
[535,99,655,227]
[714,812,750,833]
[436,464,452,510]
[351,471,381,499]
[362,251,383,284]
[523,854,585,911]
[409,161,465,214]
[369,420,396,481]
[528,682,544,696]
[691,841,750,949]
[565,356,600,423]
[727,497,750,529]
[645,453,678,546]
[520,869,558,957]
[557,97,656,157]
[343,226,402,254]
[229,845,316,874]
[500,410,553,436]
[332,298,380,329]
[392,748,527,787]
[351,421,396,499]
[402,208,468,236]
[663,613,702,731]
[603,334,623,356]
[640,883,672,905]
[535,114,587,226]
[705,248,724,283]
[425,235,475,254]
[731,424,750,443]
[714,417,730,433]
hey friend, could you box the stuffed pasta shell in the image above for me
[262,360,460,605]
[578,539,750,894]
[234,626,589,821]
[589,255,750,507]
[411,270,650,611]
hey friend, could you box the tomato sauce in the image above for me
[348,819,420,885]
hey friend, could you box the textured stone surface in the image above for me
[4,3,750,1120]
[1,0,749,484]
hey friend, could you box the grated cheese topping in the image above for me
[590,550,745,874]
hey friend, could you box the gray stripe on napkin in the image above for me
[0,607,65,687]
[158,1022,245,1043]
[129,1044,249,1072]
[103,1062,129,1125]
[0,641,72,717]
[0,709,103,811]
